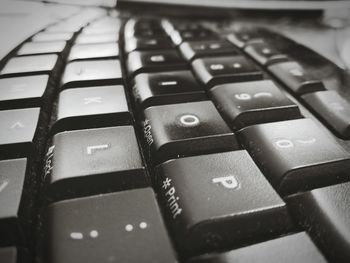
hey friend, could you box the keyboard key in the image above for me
[127,50,187,77]
[188,232,327,263]
[210,80,301,130]
[171,29,217,45]
[44,126,147,201]
[132,71,206,110]
[44,188,177,263]
[287,182,350,262]
[0,75,49,109]
[32,32,74,42]
[124,37,173,53]
[124,18,164,39]
[239,118,350,195]
[0,247,21,263]
[179,40,239,61]
[192,55,263,88]
[0,108,40,159]
[68,43,119,61]
[142,100,239,164]
[227,30,262,48]
[0,159,28,245]
[268,61,325,95]
[17,41,67,56]
[52,85,131,133]
[61,59,123,90]
[244,40,288,66]
[0,55,60,77]
[155,150,291,255]
[75,33,119,44]
[303,90,350,138]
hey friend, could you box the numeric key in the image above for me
[210,80,301,130]
[141,101,239,164]
[239,118,350,195]
[192,55,263,88]
[155,150,291,255]
[44,188,177,263]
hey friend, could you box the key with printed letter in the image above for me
[141,101,239,164]
[239,118,350,195]
[44,126,147,201]
[44,188,177,263]
[155,150,292,255]
[210,80,301,130]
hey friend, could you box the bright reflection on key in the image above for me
[233,63,242,68]
[125,224,133,232]
[139,222,148,229]
[90,230,99,238]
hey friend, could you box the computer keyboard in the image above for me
[0,6,350,263]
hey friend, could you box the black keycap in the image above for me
[244,40,288,66]
[125,22,165,39]
[210,80,301,130]
[32,32,74,42]
[0,75,49,109]
[124,37,173,53]
[171,29,217,45]
[303,90,350,138]
[52,85,131,134]
[227,30,262,48]
[132,71,206,110]
[0,159,32,246]
[155,150,291,255]
[127,50,187,77]
[17,41,67,56]
[68,43,119,61]
[44,188,177,263]
[268,61,325,95]
[75,33,119,44]
[0,55,60,77]
[192,55,263,88]
[0,247,21,263]
[179,40,239,61]
[188,232,327,263]
[44,126,147,201]
[239,118,350,195]
[141,101,239,164]
[0,108,40,159]
[61,59,123,90]
[287,182,350,262]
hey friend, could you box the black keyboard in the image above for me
[0,6,350,263]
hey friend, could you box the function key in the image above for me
[179,40,239,61]
[0,158,28,246]
[17,41,68,56]
[141,100,239,164]
[0,108,40,159]
[61,59,123,90]
[0,75,49,109]
[239,118,350,195]
[132,71,206,110]
[244,40,288,66]
[188,232,327,263]
[268,61,325,95]
[44,189,177,263]
[44,126,147,201]
[227,30,262,48]
[68,43,119,61]
[192,55,263,88]
[52,85,131,134]
[210,80,301,130]
[0,55,60,77]
[171,29,217,45]
[32,32,74,42]
[75,33,119,44]
[287,182,350,262]
[127,50,187,77]
[302,90,350,138]
[124,37,173,53]
[155,150,291,255]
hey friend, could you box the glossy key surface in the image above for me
[68,43,119,61]
[17,41,67,56]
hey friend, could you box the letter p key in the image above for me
[212,175,239,189]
